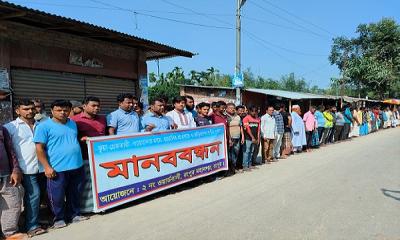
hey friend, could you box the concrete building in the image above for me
[0,1,193,124]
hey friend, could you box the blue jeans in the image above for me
[242,140,260,169]
[229,138,241,170]
[47,167,84,222]
[22,174,41,231]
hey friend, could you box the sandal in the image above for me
[27,227,47,237]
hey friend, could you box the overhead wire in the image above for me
[13,1,233,16]
[242,16,313,33]
[22,0,330,79]
[160,0,326,57]
[260,0,336,37]
[249,1,331,40]
[88,0,234,30]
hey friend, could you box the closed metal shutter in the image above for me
[85,76,136,114]
[11,68,137,115]
[11,68,85,114]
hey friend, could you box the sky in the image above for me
[7,0,400,88]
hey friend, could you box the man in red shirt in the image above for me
[242,106,261,170]
[211,101,232,176]
[70,96,106,213]
[211,101,231,138]
[71,97,106,159]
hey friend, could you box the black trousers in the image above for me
[317,127,324,142]
[343,123,351,139]
[306,131,313,148]
[334,125,344,142]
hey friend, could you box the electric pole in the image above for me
[235,0,246,105]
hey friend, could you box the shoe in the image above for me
[72,215,89,223]
[52,220,67,229]
[5,233,28,240]
[243,168,252,172]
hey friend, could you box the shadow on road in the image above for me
[381,188,400,202]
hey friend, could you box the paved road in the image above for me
[37,128,400,240]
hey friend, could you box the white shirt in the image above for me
[4,118,39,174]
[261,113,277,139]
[166,110,196,129]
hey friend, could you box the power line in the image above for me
[88,0,234,30]
[159,1,325,86]
[135,12,233,30]
[31,0,328,76]
[13,1,234,16]
[243,31,305,69]
[243,30,326,57]
[249,1,331,40]
[159,0,325,57]
[160,0,233,27]
[243,31,334,83]
[242,15,312,33]
[260,0,336,37]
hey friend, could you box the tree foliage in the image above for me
[149,66,326,104]
[329,18,400,98]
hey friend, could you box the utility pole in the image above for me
[235,0,246,105]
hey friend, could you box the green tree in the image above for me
[329,18,400,99]
[279,73,309,92]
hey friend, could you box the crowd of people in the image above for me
[0,93,399,239]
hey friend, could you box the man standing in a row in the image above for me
[0,124,25,240]
[166,96,196,129]
[242,106,261,169]
[272,106,285,159]
[343,104,353,140]
[34,100,88,229]
[280,104,292,158]
[107,93,140,135]
[71,97,106,213]
[261,106,277,163]
[141,98,172,132]
[291,105,306,153]
[5,99,46,237]
[226,103,244,173]
[303,106,317,152]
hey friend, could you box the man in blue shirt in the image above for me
[315,105,326,143]
[141,98,171,132]
[107,93,141,135]
[343,104,353,140]
[34,100,88,229]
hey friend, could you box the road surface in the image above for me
[37,127,400,240]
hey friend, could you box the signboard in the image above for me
[86,124,228,212]
[0,68,10,91]
[232,72,244,88]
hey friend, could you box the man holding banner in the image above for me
[107,93,141,135]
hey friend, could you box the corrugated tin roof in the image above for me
[0,1,194,60]
[246,88,338,100]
